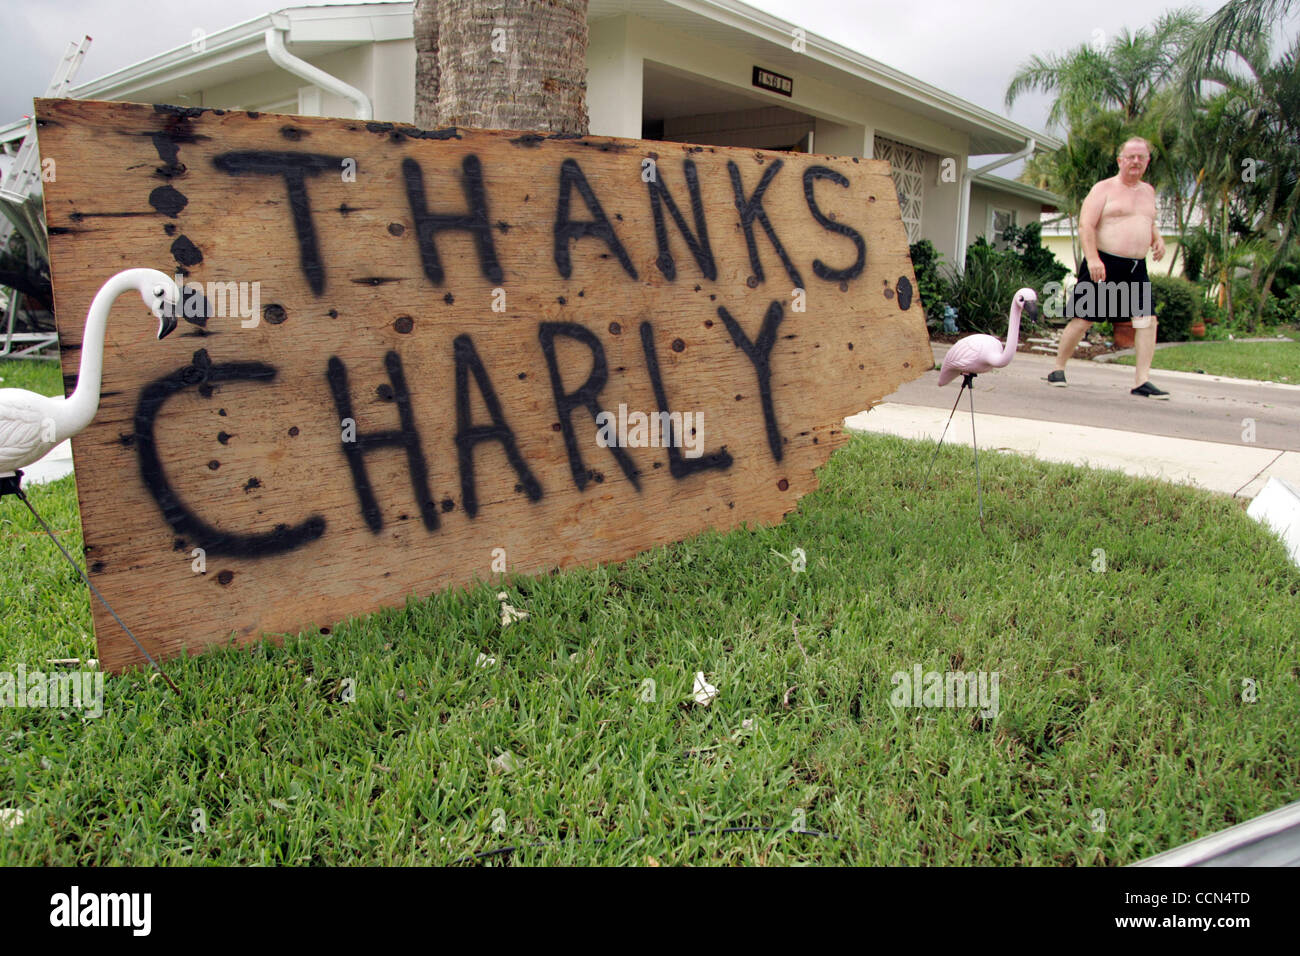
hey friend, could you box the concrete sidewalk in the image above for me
[18,440,74,487]
[846,402,1300,499]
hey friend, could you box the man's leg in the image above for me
[1054,318,1092,371]
[1132,316,1157,386]
[1129,315,1169,397]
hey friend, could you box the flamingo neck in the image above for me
[61,273,138,438]
[996,303,1023,366]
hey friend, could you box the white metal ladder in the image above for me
[1,36,91,360]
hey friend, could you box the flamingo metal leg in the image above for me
[2,471,180,694]
[921,377,969,493]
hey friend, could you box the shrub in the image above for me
[944,239,1040,337]
[1001,222,1069,286]
[1273,286,1300,324]
[1150,274,1200,342]
[907,239,948,321]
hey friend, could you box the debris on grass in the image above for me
[0,809,25,831]
[497,591,529,627]
[693,671,718,706]
[491,751,518,774]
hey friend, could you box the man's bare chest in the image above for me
[1101,186,1155,221]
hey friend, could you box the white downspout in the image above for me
[264,27,373,121]
[955,137,1035,273]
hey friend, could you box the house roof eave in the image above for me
[66,3,415,104]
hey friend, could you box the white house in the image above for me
[3,0,1060,274]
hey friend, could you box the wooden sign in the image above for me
[36,98,930,672]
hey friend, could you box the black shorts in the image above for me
[1069,250,1153,322]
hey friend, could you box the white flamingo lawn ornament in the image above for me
[0,268,179,480]
[923,287,1038,525]
[0,268,180,692]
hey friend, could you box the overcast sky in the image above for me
[0,0,1249,150]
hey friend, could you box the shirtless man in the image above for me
[1047,137,1169,399]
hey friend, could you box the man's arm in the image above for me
[1079,183,1106,281]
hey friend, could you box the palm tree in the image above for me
[413,0,590,134]
[1005,8,1201,130]
[1182,0,1297,94]
[1177,17,1300,327]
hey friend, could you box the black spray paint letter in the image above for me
[135,350,326,557]
[327,352,440,533]
[538,321,640,492]
[802,166,866,282]
[639,322,733,478]
[453,334,543,517]
[647,159,717,282]
[716,301,786,463]
[402,155,504,286]
[554,159,638,280]
[727,159,804,290]
[212,151,347,295]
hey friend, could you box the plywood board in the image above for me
[35,98,931,672]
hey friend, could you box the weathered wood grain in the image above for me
[35,98,931,672]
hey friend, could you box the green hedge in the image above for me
[907,239,948,321]
[1151,274,1201,342]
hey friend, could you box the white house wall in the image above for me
[195,41,413,120]
[663,105,811,149]
[588,15,643,138]
[968,183,1043,247]
[369,39,417,122]
[920,153,963,261]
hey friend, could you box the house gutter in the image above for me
[954,138,1035,273]
[264,26,372,121]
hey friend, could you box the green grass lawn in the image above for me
[1,352,1298,865]
[0,357,63,396]
[1115,340,1300,382]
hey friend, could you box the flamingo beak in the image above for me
[151,283,180,339]
[158,310,178,340]
[1024,299,1038,324]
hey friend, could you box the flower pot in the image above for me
[1111,320,1135,349]
[1190,321,1207,339]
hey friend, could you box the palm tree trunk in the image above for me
[1169,169,1204,274]
[413,0,440,129]
[1220,187,1231,317]
[1248,173,1281,328]
[1256,184,1300,318]
[421,0,590,135]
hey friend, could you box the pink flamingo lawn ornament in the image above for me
[923,287,1038,524]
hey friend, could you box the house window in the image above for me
[990,207,1016,247]
[873,135,924,243]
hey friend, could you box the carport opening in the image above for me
[641,60,814,152]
